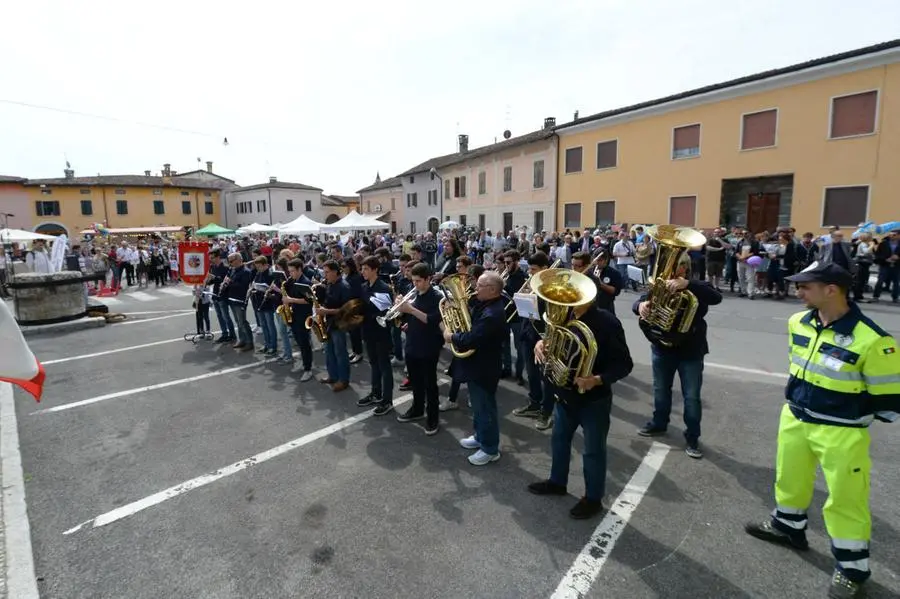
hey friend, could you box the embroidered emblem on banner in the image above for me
[834,334,854,347]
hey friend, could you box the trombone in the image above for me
[377,287,417,327]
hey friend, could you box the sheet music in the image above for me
[370,292,392,311]
[513,292,539,320]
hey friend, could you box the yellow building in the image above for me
[23,167,223,237]
[555,39,900,234]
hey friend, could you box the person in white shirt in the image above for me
[612,232,638,291]
[26,239,53,274]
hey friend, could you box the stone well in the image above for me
[9,271,87,326]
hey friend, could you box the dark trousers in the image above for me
[350,327,363,356]
[521,341,552,416]
[124,263,134,286]
[366,337,393,404]
[289,318,313,370]
[854,262,872,300]
[195,303,210,334]
[549,397,612,502]
[650,351,704,445]
[391,324,404,360]
[407,355,439,427]
[873,265,900,301]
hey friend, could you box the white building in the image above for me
[223,177,351,228]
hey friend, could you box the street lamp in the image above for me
[1,212,15,292]
[429,167,443,226]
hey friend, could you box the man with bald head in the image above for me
[442,270,509,466]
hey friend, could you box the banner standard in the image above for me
[178,241,210,285]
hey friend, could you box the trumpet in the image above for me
[377,287,417,327]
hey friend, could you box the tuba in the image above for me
[275,280,292,325]
[438,273,475,358]
[532,269,598,394]
[638,225,707,348]
[304,282,328,342]
[504,258,559,322]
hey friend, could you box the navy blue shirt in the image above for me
[285,274,313,319]
[403,286,444,359]
[592,266,622,315]
[224,266,252,304]
[503,268,528,324]
[451,296,508,392]
[209,262,229,296]
[632,280,722,359]
[360,278,393,342]
[250,269,277,312]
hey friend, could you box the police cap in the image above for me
[785,261,853,288]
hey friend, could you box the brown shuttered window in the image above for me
[669,196,697,226]
[830,91,877,138]
[742,109,777,149]
[565,147,583,173]
[595,201,615,226]
[596,140,618,169]
[672,125,701,159]
[822,186,868,227]
[563,203,581,228]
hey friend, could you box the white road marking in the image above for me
[40,333,220,365]
[157,287,192,297]
[120,310,194,316]
[125,291,156,302]
[551,442,670,599]
[112,313,193,326]
[705,362,788,379]
[91,296,123,306]
[63,393,414,535]
[0,383,41,599]
[32,359,275,415]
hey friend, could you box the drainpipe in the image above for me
[194,190,200,231]
[101,187,109,226]
[266,187,273,225]
[552,132,559,232]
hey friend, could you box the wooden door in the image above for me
[746,193,780,233]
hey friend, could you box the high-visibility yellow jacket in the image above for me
[787,304,900,427]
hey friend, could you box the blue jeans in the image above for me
[276,315,293,359]
[325,330,350,384]
[520,341,552,415]
[229,303,253,347]
[617,263,637,290]
[502,320,524,378]
[366,336,394,403]
[650,350,704,445]
[469,381,500,455]
[214,300,235,338]
[874,266,899,301]
[258,310,277,351]
[287,317,313,370]
[550,397,611,502]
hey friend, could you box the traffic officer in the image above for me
[745,262,900,599]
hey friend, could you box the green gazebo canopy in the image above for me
[194,223,235,236]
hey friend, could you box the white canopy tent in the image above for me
[320,210,388,232]
[438,220,460,230]
[278,215,326,235]
[236,222,280,234]
[0,228,58,243]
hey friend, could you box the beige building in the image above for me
[357,174,403,234]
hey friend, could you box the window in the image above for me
[204,202,214,215]
[153,189,163,195]
[428,189,438,206]
[502,212,513,234]
[204,191,212,198]
[830,91,878,138]
[672,124,701,159]
[153,200,165,215]
[822,186,869,226]
[40,188,52,195]
[478,214,486,230]
[565,147,583,173]
[459,215,467,226]
[180,191,190,196]
[257,199,267,212]
[453,176,468,198]
[478,171,486,195]
[533,160,544,188]
[79,189,91,195]
[741,109,778,150]
[444,179,451,199]
[534,210,544,233]
[563,203,581,228]
[286,199,294,212]
[35,201,60,216]
[80,200,93,216]
[116,199,128,215]
[182,201,192,215]
[409,221,416,234]
[669,196,697,226]
[390,221,397,234]
[595,201,615,226]
[409,175,415,184]
[305,200,312,212]
[115,189,126,195]
[411,192,418,207]
[503,166,513,192]
[391,197,396,210]
[596,140,618,169]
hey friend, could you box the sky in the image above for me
[1,0,898,197]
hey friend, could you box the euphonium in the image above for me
[437,273,475,358]
[638,224,707,348]
[304,282,328,342]
[276,280,292,325]
[377,287,417,328]
[531,268,598,393]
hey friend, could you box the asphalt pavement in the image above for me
[6,289,900,599]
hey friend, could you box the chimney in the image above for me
[144,170,151,177]
[269,176,277,183]
[162,163,171,176]
[206,161,213,173]
[573,110,579,121]
[458,134,469,153]
[543,117,556,129]
[171,170,178,175]
[63,168,75,179]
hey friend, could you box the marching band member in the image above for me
[432,239,460,283]
[397,258,416,393]
[443,271,508,466]
[279,259,315,381]
[573,250,622,315]
[501,250,527,384]
[250,256,278,356]
[208,250,236,343]
[316,260,353,392]
[441,262,484,411]
[512,251,553,429]
[223,253,254,352]
[395,262,444,434]
[375,247,403,366]
[343,258,365,364]
[357,256,395,415]
[528,290,634,519]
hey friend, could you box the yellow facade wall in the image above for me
[556,62,900,234]
[25,185,221,236]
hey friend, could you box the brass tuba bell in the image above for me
[438,273,475,358]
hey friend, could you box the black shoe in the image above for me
[500,369,511,379]
[423,423,439,436]
[528,480,568,496]
[398,381,412,391]
[356,393,378,407]
[396,410,425,423]
[570,497,604,520]
[372,402,394,416]
[744,520,809,550]
[637,424,666,437]
[828,570,864,599]
[516,376,526,387]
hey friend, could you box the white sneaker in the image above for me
[468,449,500,466]
[391,357,404,367]
[439,399,458,412]
[299,370,313,382]
[459,435,480,450]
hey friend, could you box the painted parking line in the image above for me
[551,442,670,599]
[63,393,415,535]
[32,359,275,415]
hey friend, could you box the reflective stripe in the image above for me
[865,373,900,385]
[832,538,869,551]
[798,406,874,426]
[775,505,807,516]
[772,509,807,530]
[789,355,863,381]
[838,558,870,572]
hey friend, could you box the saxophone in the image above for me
[437,273,474,358]
[638,224,707,348]
[275,280,292,325]
[304,282,328,342]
